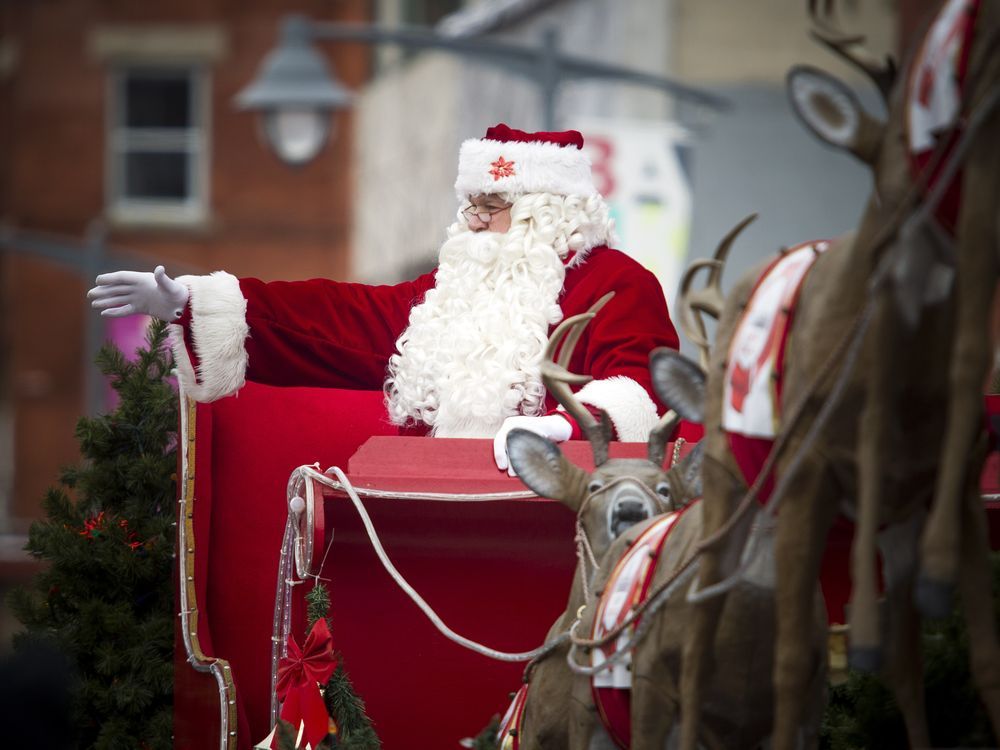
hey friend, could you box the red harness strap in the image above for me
[496,683,529,750]
[589,504,697,749]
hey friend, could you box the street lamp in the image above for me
[235,16,352,166]
[236,15,729,168]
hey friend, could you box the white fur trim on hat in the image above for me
[168,271,248,403]
[569,376,660,442]
[455,138,597,199]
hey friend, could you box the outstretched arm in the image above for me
[90,266,437,402]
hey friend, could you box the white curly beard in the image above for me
[384,227,566,437]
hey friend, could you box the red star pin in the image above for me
[489,156,516,181]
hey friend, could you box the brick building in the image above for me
[0,0,371,546]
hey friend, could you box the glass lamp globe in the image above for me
[262,107,333,166]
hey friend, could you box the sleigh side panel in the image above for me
[174,383,397,749]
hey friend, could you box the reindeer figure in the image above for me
[679,4,1000,750]
[503,297,824,749]
[494,296,697,750]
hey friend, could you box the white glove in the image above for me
[493,414,573,476]
[87,265,189,321]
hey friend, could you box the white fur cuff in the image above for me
[169,271,248,403]
[571,376,660,442]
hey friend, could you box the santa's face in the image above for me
[463,193,513,233]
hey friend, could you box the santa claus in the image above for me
[87,124,681,470]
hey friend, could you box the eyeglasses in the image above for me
[462,202,511,223]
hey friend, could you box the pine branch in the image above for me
[324,663,381,749]
[306,581,332,628]
[7,321,178,749]
[276,719,302,750]
[471,715,501,750]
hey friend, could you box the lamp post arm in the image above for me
[556,56,730,112]
[305,20,729,115]
[0,224,204,277]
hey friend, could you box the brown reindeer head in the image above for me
[505,298,706,561]
[789,6,970,325]
[787,8,911,204]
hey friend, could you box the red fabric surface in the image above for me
[173,384,398,749]
[484,123,585,150]
[346,435,683,494]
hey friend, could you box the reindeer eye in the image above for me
[656,482,671,497]
[588,480,604,493]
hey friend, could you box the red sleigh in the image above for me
[172,383,1000,750]
[172,381,685,749]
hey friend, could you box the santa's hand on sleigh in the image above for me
[87,265,189,321]
[493,414,573,476]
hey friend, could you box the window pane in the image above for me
[125,73,192,128]
[124,151,189,200]
[403,0,461,24]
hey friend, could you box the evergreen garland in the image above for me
[306,581,332,630]
[821,552,1000,749]
[7,321,177,750]
[470,714,500,750]
[324,664,381,749]
[274,583,381,750]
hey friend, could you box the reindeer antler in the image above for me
[679,213,756,371]
[807,0,896,100]
[647,409,681,468]
[542,293,615,466]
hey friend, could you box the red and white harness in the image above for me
[590,507,693,748]
[906,0,980,234]
[496,506,695,750]
[723,240,829,505]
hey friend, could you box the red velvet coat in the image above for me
[172,246,680,441]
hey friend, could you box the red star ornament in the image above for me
[489,156,516,181]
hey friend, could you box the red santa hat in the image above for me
[455,123,598,200]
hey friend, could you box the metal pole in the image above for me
[539,27,560,131]
[83,221,108,416]
[304,19,730,114]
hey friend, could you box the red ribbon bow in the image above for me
[275,617,338,748]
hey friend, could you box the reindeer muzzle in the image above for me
[608,484,658,537]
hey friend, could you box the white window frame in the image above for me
[105,64,211,228]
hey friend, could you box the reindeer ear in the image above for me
[506,428,587,510]
[649,348,706,424]
[678,441,705,499]
[786,65,882,164]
